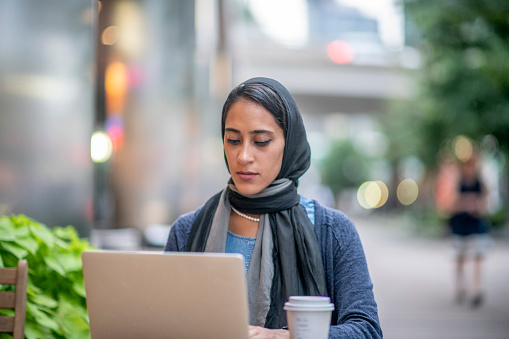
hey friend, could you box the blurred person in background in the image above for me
[165,77,382,338]
[448,150,491,308]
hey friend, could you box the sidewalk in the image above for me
[352,214,509,339]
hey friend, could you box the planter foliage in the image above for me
[0,214,94,339]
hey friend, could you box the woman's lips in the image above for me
[237,171,258,180]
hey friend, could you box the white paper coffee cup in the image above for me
[284,296,334,339]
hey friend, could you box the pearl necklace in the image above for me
[231,206,260,223]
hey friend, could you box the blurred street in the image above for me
[354,214,509,339]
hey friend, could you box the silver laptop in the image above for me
[82,250,249,339]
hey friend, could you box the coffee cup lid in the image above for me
[283,296,335,311]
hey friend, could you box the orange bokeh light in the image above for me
[105,61,128,114]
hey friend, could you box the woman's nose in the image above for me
[238,143,254,164]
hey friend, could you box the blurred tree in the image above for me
[400,0,509,168]
[320,139,371,198]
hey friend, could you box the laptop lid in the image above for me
[82,250,249,339]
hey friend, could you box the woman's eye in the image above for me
[227,139,240,145]
[255,140,271,147]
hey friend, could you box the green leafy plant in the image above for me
[0,214,95,339]
[320,139,372,197]
[403,0,509,167]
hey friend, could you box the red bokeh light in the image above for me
[327,40,354,65]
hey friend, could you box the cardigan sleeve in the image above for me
[164,209,200,252]
[315,204,383,339]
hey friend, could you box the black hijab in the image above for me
[186,77,327,328]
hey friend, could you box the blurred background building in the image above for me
[0,1,95,235]
[0,0,505,242]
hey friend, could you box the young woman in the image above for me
[449,151,491,307]
[165,77,382,338]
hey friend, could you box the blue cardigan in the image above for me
[164,199,383,339]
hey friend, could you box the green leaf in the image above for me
[57,297,90,335]
[0,217,14,228]
[24,322,50,339]
[0,242,28,259]
[29,224,54,248]
[0,252,17,269]
[14,235,39,255]
[72,280,87,298]
[53,237,70,251]
[58,252,83,272]
[0,218,16,241]
[30,294,58,309]
[0,309,14,317]
[14,226,30,238]
[53,226,77,239]
[27,282,43,295]
[27,303,61,333]
[44,256,66,276]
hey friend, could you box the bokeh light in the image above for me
[374,180,389,208]
[357,180,389,209]
[101,25,119,45]
[397,178,419,206]
[453,135,473,162]
[327,40,354,65]
[105,115,124,151]
[91,131,112,163]
[114,1,146,59]
[105,61,128,113]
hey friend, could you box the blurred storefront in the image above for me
[0,0,95,235]
[93,0,230,233]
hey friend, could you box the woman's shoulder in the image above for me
[310,199,353,227]
[165,207,202,251]
[172,191,222,230]
[172,207,201,230]
[306,198,359,241]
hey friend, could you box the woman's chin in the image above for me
[232,182,264,196]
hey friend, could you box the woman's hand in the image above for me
[248,326,290,339]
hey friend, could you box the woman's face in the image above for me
[224,99,285,195]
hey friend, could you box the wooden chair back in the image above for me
[0,260,28,339]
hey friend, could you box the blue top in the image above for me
[164,197,382,338]
[225,231,256,274]
[225,196,315,274]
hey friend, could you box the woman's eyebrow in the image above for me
[250,129,273,135]
[224,127,273,135]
